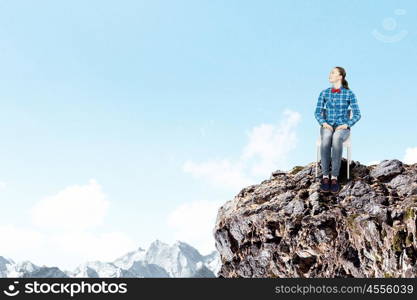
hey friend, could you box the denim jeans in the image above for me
[320,125,350,177]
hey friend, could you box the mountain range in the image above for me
[0,240,221,278]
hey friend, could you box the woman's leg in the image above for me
[320,126,333,176]
[331,128,350,177]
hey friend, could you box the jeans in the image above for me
[320,125,350,177]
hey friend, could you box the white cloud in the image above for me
[0,179,137,271]
[404,147,417,164]
[0,225,45,256]
[366,160,381,166]
[182,109,301,190]
[175,110,300,255]
[0,181,6,190]
[30,179,110,230]
[0,225,136,271]
[182,159,253,190]
[166,199,223,255]
[241,109,300,176]
[49,230,137,269]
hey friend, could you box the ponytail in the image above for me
[342,78,349,90]
[335,66,350,90]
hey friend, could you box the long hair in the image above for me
[335,66,350,90]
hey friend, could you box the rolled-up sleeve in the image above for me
[347,91,361,127]
[314,90,326,126]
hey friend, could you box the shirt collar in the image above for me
[330,85,343,90]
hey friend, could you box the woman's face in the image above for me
[328,68,342,83]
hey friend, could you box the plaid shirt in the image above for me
[314,86,361,128]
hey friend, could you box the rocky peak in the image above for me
[213,158,417,278]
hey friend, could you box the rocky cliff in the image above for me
[213,159,417,278]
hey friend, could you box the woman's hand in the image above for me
[335,124,349,130]
[322,122,334,131]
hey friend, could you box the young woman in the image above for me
[314,66,361,194]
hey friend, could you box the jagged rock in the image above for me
[22,267,69,278]
[388,174,417,197]
[370,159,404,182]
[213,159,417,278]
[271,170,287,178]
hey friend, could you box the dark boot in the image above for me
[320,177,331,192]
[330,178,341,194]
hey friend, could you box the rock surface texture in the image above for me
[213,159,417,278]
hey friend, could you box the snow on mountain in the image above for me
[23,266,68,278]
[202,251,221,276]
[68,260,136,278]
[1,258,68,278]
[0,256,14,277]
[144,240,206,277]
[126,261,169,278]
[0,240,221,278]
[192,261,218,278]
[113,247,146,270]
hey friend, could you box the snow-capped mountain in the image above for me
[67,261,136,278]
[112,247,146,270]
[202,250,221,275]
[0,256,15,277]
[0,240,221,278]
[0,257,68,278]
[124,260,170,278]
[144,240,209,277]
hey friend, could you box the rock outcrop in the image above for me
[213,159,417,278]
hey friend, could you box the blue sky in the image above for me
[0,0,416,270]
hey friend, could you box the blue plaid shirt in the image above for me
[314,86,361,128]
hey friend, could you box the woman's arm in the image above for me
[314,90,326,126]
[347,91,361,128]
